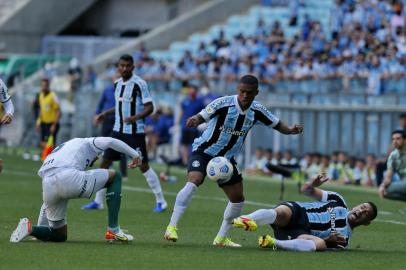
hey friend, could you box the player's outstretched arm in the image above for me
[300,174,329,201]
[274,121,303,135]
[93,137,142,167]
[186,114,205,128]
[95,107,115,123]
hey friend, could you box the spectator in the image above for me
[245,147,267,175]
[378,130,406,206]
[280,150,298,166]
[68,58,82,100]
[178,85,205,166]
[365,154,377,186]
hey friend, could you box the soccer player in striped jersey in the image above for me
[233,174,378,251]
[164,75,304,247]
[82,54,167,212]
[0,78,14,173]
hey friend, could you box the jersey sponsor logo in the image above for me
[219,125,247,136]
[192,160,200,168]
[244,119,253,126]
[328,207,337,233]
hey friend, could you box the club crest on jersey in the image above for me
[192,160,200,168]
[206,106,214,114]
[244,119,253,126]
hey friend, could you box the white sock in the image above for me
[37,203,48,226]
[143,168,166,203]
[94,188,106,206]
[217,201,244,237]
[246,209,277,225]
[275,239,316,252]
[169,182,197,226]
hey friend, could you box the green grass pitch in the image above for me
[1,152,406,270]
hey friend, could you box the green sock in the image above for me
[106,172,122,229]
[31,225,67,242]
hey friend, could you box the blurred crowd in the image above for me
[245,148,378,186]
[246,112,406,187]
[104,0,406,95]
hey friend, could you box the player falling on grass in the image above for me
[0,78,14,173]
[82,54,167,213]
[164,75,303,247]
[10,137,142,243]
[232,174,378,251]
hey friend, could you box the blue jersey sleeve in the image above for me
[252,102,280,128]
[321,191,347,208]
[199,96,232,122]
[138,79,153,104]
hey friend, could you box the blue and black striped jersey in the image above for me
[296,191,352,248]
[193,95,280,160]
[113,75,152,134]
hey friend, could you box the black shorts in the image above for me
[181,128,199,145]
[40,123,59,143]
[103,131,149,163]
[271,201,311,240]
[101,116,115,137]
[187,151,242,187]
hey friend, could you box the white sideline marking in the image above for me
[375,219,406,225]
[4,169,406,225]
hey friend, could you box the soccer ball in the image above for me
[206,157,233,183]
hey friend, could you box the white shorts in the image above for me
[42,168,109,222]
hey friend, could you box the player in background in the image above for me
[36,78,61,149]
[164,75,303,247]
[83,54,167,213]
[0,78,15,173]
[82,74,128,210]
[10,137,142,243]
[233,174,377,251]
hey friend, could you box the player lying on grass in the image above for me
[233,174,378,251]
[10,137,142,243]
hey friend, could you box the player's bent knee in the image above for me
[187,172,204,186]
[106,170,120,185]
[274,206,292,226]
